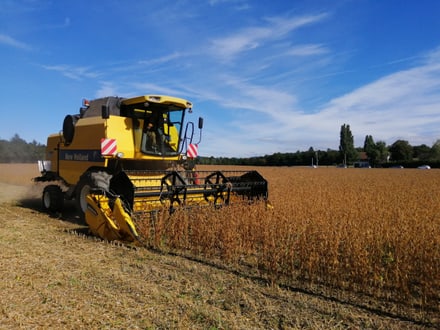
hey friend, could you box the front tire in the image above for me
[42,185,64,212]
[75,171,111,218]
[75,179,92,217]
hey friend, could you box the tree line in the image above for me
[199,124,440,168]
[2,126,439,167]
[0,134,46,163]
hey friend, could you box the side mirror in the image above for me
[198,117,204,129]
[102,105,109,119]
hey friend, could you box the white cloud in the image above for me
[138,52,183,66]
[208,0,250,10]
[209,27,266,60]
[264,13,328,36]
[41,64,100,80]
[95,82,120,98]
[321,57,440,145]
[131,82,187,98]
[285,44,329,56]
[209,13,328,60]
[0,33,31,50]
[221,79,298,119]
[200,48,440,156]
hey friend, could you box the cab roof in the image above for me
[81,95,192,118]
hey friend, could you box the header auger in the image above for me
[35,95,270,243]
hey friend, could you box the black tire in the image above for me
[62,115,79,145]
[75,171,111,217]
[75,178,92,218]
[42,185,64,212]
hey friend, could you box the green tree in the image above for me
[363,135,379,165]
[306,147,315,166]
[321,148,340,165]
[339,124,357,165]
[375,141,389,163]
[363,135,374,151]
[389,140,413,162]
[363,136,390,166]
[413,144,431,161]
[430,139,440,161]
[0,134,45,163]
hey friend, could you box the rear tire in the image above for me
[42,185,64,212]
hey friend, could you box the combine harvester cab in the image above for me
[35,95,270,242]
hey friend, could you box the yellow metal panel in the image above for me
[85,195,139,242]
[122,95,192,108]
[105,116,136,158]
[57,116,106,184]
[161,121,179,152]
[46,134,62,169]
[59,159,106,185]
[69,116,106,148]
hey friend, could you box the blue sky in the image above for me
[1,0,440,157]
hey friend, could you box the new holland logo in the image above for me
[60,150,104,162]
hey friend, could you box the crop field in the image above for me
[0,163,439,328]
[137,166,440,321]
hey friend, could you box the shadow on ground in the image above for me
[18,196,88,228]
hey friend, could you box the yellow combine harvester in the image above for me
[35,95,269,242]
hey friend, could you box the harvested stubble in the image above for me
[137,167,440,313]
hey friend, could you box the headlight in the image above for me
[148,96,161,102]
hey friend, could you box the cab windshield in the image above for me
[121,103,185,156]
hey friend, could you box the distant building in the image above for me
[354,151,371,168]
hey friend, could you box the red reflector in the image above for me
[187,144,198,158]
[101,138,117,156]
